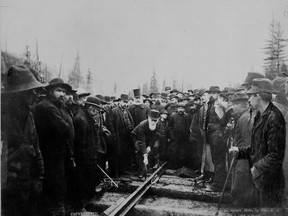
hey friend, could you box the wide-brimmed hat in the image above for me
[242,72,265,86]
[45,78,72,92]
[206,86,221,93]
[85,96,102,108]
[231,92,249,102]
[148,109,160,120]
[160,109,169,115]
[272,76,286,94]
[143,98,152,104]
[161,92,168,98]
[175,102,186,108]
[76,87,90,98]
[165,86,171,91]
[120,94,129,102]
[3,65,44,93]
[101,96,109,104]
[170,89,178,94]
[246,78,273,94]
[133,88,141,98]
[180,95,190,101]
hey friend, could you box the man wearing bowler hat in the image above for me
[106,94,134,177]
[132,110,161,177]
[228,92,257,206]
[229,78,286,207]
[202,86,224,181]
[128,88,150,127]
[168,102,191,169]
[2,65,45,216]
[34,77,74,215]
[73,96,105,208]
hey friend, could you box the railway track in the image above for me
[79,165,287,216]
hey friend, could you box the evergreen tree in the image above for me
[23,45,32,67]
[86,68,93,92]
[68,51,83,88]
[264,18,287,80]
[150,69,158,93]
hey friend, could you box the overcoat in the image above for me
[231,110,256,207]
[34,98,72,200]
[238,102,286,206]
[128,104,150,127]
[107,106,134,155]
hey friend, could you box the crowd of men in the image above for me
[1,64,288,215]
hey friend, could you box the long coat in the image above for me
[2,101,45,215]
[34,98,72,200]
[107,106,134,155]
[238,102,286,207]
[73,108,98,168]
[128,103,150,127]
[73,107,99,199]
[231,109,256,207]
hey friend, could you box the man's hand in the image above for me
[146,146,151,154]
[228,146,239,157]
[143,154,148,165]
[251,166,262,189]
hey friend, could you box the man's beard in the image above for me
[148,119,157,131]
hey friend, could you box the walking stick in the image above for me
[215,156,235,216]
[97,164,118,188]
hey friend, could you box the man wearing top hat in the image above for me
[168,102,192,169]
[2,65,45,216]
[132,110,161,177]
[230,78,286,207]
[106,94,134,177]
[128,88,150,127]
[33,77,74,215]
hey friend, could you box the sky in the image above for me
[1,0,288,96]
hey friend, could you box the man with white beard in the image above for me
[132,110,161,178]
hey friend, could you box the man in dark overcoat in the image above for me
[229,92,257,207]
[132,110,161,177]
[34,78,74,216]
[107,94,134,177]
[230,78,286,207]
[128,88,150,127]
[73,96,103,203]
[168,102,191,169]
[2,65,45,216]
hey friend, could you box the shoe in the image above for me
[206,177,214,184]
[205,183,222,192]
[195,174,209,181]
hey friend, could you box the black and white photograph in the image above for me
[1,0,288,215]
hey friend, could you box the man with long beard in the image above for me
[132,110,161,178]
[34,78,74,216]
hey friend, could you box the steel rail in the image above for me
[101,161,168,216]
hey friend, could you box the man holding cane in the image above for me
[229,78,286,207]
